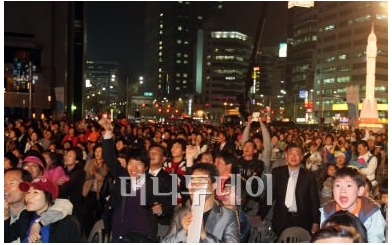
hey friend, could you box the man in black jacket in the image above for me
[260,143,320,237]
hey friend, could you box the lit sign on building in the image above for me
[288,1,314,9]
[299,90,308,99]
[279,43,287,57]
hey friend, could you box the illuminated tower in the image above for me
[359,23,382,130]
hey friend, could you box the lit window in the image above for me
[338,54,347,60]
[324,25,335,31]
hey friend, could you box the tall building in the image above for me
[286,4,318,122]
[315,1,388,124]
[4,2,86,121]
[202,31,253,118]
[256,46,287,120]
[144,2,224,104]
[84,61,121,116]
[286,1,388,125]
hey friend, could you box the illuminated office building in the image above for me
[314,1,388,123]
[84,61,120,115]
[202,31,253,118]
[287,1,388,124]
[145,2,224,103]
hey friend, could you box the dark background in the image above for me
[87,2,287,77]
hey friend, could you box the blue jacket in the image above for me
[320,196,385,243]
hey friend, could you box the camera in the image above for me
[252,112,260,122]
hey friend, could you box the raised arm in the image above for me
[259,119,272,173]
[241,116,253,146]
[99,118,118,176]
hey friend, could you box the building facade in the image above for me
[287,2,388,124]
[144,2,224,113]
[314,1,388,125]
[4,2,86,121]
[202,31,253,119]
[84,61,121,117]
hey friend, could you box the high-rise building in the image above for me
[144,2,224,104]
[286,4,318,121]
[287,1,388,125]
[202,31,253,118]
[84,61,121,115]
[256,46,287,119]
[315,1,388,124]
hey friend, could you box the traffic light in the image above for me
[142,103,146,108]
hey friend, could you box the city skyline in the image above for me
[87,1,288,78]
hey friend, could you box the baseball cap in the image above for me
[22,156,46,170]
[19,176,59,199]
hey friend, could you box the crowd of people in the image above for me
[4,114,388,242]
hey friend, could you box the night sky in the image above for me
[87,1,287,78]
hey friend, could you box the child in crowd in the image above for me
[320,164,338,205]
[320,167,385,242]
[305,142,323,171]
[363,178,374,199]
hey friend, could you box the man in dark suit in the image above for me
[261,143,320,237]
[213,130,236,158]
[147,144,175,225]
